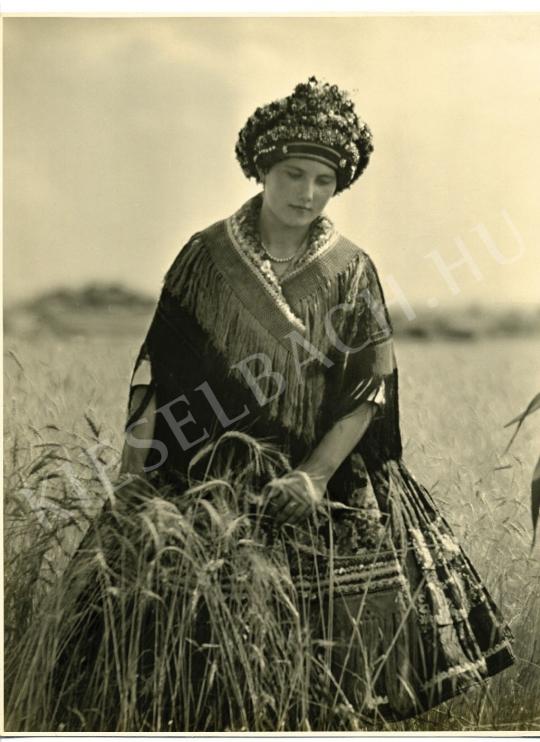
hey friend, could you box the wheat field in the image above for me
[3,332,540,731]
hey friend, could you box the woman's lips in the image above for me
[290,205,312,212]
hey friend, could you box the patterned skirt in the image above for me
[287,451,515,722]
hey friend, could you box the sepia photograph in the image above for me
[3,10,540,733]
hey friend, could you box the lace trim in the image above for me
[227,192,338,330]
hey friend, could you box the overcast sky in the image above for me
[4,15,539,308]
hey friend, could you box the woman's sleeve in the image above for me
[330,252,395,423]
[131,357,152,387]
[124,341,156,432]
[364,378,386,409]
[123,231,204,434]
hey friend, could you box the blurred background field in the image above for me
[4,291,540,730]
[4,283,540,342]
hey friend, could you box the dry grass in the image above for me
[3,334,540,731]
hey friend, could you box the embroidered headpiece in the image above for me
[235,76,374,193]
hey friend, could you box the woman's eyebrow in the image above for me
[285,165,334,178]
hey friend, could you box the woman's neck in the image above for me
[258,199,311,257]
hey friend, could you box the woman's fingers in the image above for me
[265,489,287,512]
[264,473,322,526]
[265,489,302,523]
[266,490,313,526]
[284,504,310,525]
[274,500,307,526]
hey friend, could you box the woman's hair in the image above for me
[235,76,374,194]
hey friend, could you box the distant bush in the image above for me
[26,282,156,311]
[391,304,540,341]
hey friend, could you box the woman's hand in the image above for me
[263,469,327,527]
[262,400,377,527]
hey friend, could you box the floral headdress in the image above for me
[235,76,374,194]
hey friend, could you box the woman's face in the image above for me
[261,157,337,228]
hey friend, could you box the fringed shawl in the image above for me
[128,192,402,476]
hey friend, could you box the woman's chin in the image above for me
[282,207,317,227]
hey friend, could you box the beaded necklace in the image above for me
[261,232,309,263]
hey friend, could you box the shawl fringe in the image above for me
[163,230,371,444]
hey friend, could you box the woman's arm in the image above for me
[119,386,157,476]
[267,254,394,527]
[299,399,377,483]
[266,400,377,526]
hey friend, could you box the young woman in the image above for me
[119,76,514,723]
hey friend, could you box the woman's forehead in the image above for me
[277,157,337,177]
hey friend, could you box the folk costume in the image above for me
[123,78,515,722]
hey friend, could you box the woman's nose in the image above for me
[298,179,315,203]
